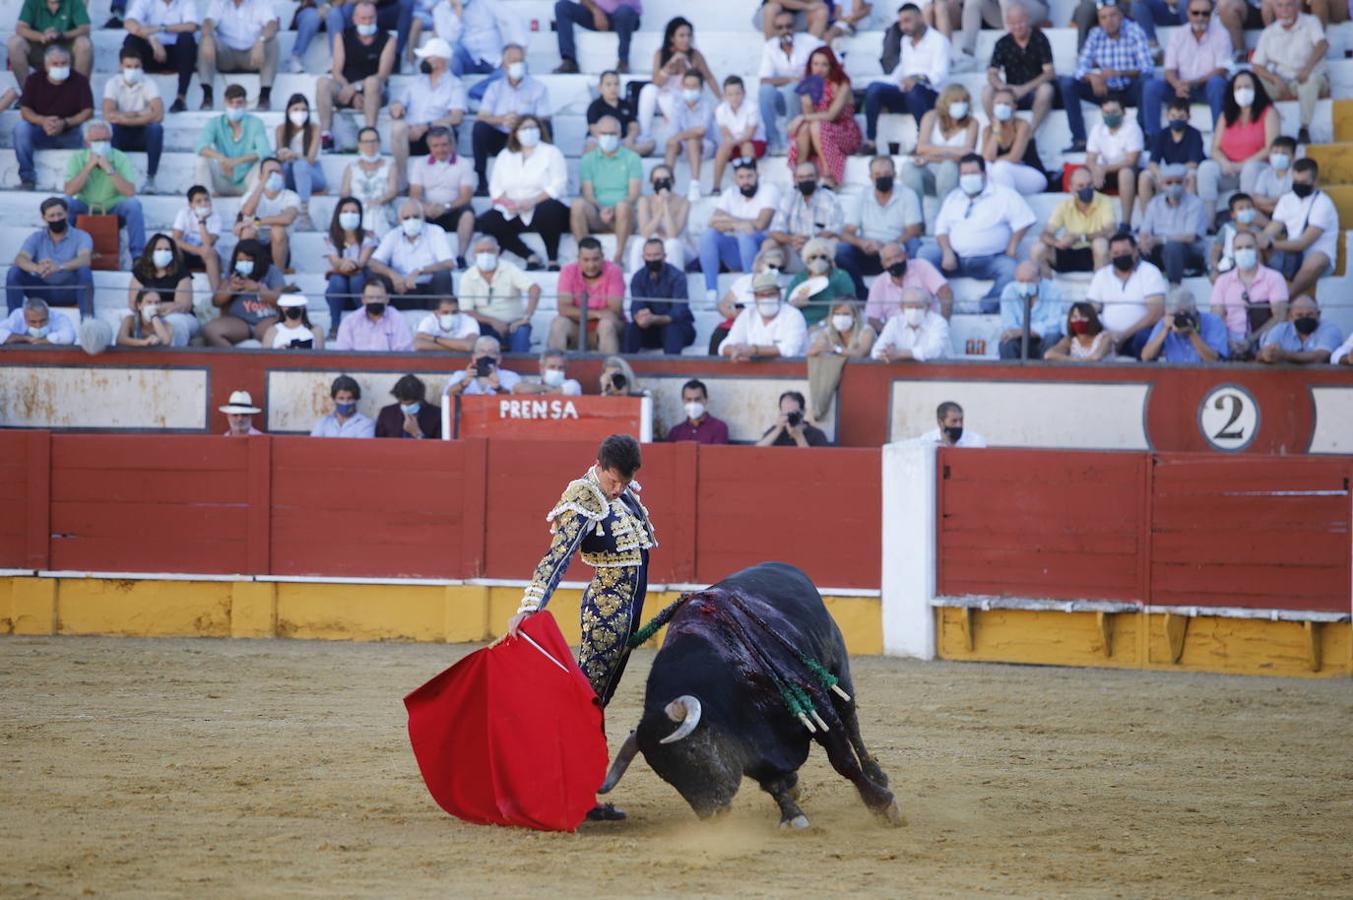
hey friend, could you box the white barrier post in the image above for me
[880,441,937,659]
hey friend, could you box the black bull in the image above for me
[599,562,901,828]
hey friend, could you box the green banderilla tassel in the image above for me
[800,655,852,702]
[627,595,691,648]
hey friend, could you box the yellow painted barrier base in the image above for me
[0,576,884,655]
[936,607,1353,679]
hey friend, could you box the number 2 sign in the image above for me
[1197,384,1260,451]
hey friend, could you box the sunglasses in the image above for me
[1189,8,1211,15]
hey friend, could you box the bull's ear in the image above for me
[659,696,702,744]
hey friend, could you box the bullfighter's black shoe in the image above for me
[586,803,627,822]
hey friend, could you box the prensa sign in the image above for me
[447,395,653,442]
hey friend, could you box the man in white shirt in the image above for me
[123,0,201,113]
[408,125,476,263]
[718,271,808,359]
[390,38,467,183]
[919,154,1036,313]
[310,375,376,438]
[915,400,986,447]
[105,46,166,193]
[1332,330,1353,366]
[435,0,524,106]
[459,235,540,352]
[234,157,298,272]
[198,0,279,111]
[862,3,949,154]
[1085,98,1143,225]
[444,335,523,396]
[757,10,823,153]
[1085,232,1167,358]
[1251,0,1328,145]
[1262,158,1339,301]
[872,286,953,361]
[699,160,781,301]
[512,349,584,395]
[415,294,480,351]
[369,199,458,308]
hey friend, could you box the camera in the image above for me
[1173,312,1197,330]
[474,356,494,377]
[610,373,628,392]
[786,410,803,427]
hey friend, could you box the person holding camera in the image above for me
[1140,287,1229,362]
[757,390,828,447]
[444,334,522,396]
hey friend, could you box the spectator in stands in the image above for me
[1210,192,1264,276]
[194,83,271,196]
[865,241,953,329]
[599,355,641,394]
[755,0,830,38]
[117,287,175,348]
[408,126,476,263]
[552,0,641,74]
[1138,97,1205,213]
[998,261,1064,359]
[445,335,522,395]
[633,164,691,273]
[472,44,552,196]
[863,3,949,154]
[1251,0,1328,145]
[311,375,376,438]
[1210,229,1287,355]
[390,38,467,181]
[203,238,284,346]
[666,379,730,444]
[1138,163,1208,287]
[916,400,986,447]
[573,116,642,267]
[1196,72,1279,223]
[328,0,416,64]
[625,239,694,354]
[872,286,952,361]
[341,127,398,236]
[234,157,299,273]
[1084,98,1143,226]
[786,238,852,328]
[836,157,924,297]
[807,299,876,358]
[316,3,394,150]
[63,120,147,261]
[921,154,1035,313]
[127,233,196,345]
[1,298,77,346]
[460,235,539,353]
[262,290,325,349]
[512,349,583,395]
[1140,0,1229,143]
[980,87,1047,195]
[1262,158,1338,301]
[332,275,415,351]
[1044,301,1115,361]
[953,0,1051,70]
[712,246,785,353]
[1031,166,1116,276]
[369,199,457,309]
[548,237,625,353]
[719,271,808,359]
[123,0,199,115]
[415,294,479,352]
[982,4,1055,132]
[1256,295,1342,364]
[1085,233,1166,358]
[274,94,324,228]
[757,390,829,447]
[323,197,378,337]
[6,198,94,318]
[787,47,860,190]
[172,184,223,288]
[825,0,872,39]
[286,1,331,76]
[1060,2,1153,153]
[1248,135,1296,216]
[476,116,570,270]
[220,390,263,435]
[104,46,165,194]
[668,73,719,200]
[1333,332,1353,366]
[765,161,843,273]
[587,70,652,156]
[900,84,978,212]
[376,374,441,439]
[758,10,822,155]
[636,17,721,150]
[7,0,92,85]
[198,0,280,111]
[433,0,519,87]
[700,160,780,303]
[1141,287,1228,361]
[14,44,95,192]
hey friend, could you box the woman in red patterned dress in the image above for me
[786,46,861,189]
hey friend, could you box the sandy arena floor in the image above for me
[1,635,1350,899]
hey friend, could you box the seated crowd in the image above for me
[2,0,1351,370]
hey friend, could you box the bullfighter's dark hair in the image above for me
[597,434,642,478]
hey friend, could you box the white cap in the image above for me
[278,292,307,308]
[219,390,261,415]
[414,37,453,60]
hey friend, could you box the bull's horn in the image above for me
[598,731,639,794]
[658,695,703,744]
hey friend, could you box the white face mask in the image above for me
[993,103,1013,121]
[1234,87,1255,107]
[597,134,620,153]
[1270,152,1291,171]
[960,173,984,196]
[140,303,158,322]
[807,257,830,275]
[948,101,969,120]
[904,306,925,326]
[438,313,460,331]
[476,252,498,272]
[90,141,110,157]
[682,88,701,103]
[506,61,526,81]
[360,149,381,163]
[756,298,781,317]
[338,211,361,230]
[152,248,173,269]
[684,401,706,421]
[542,368,565,388]
[831,313,854,332]
[122,66,143,85]
[48,65,70,83]
[288,109,309,127]
[517,127,541,148]
[402,217,425,237]
[194,204,212,220]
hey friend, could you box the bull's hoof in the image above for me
[876,800,906,827]
[779,815,811,830]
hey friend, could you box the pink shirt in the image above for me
[333,308,415,352]
[559,260,625,311]
[1219,113,1268,164]
[1210,264,1288,339]
[224,427,264,436]
[1165,22,1233,83]
[864,257,950,322]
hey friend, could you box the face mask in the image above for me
[1103,113,1123,129]
[27,325,50,338]
[807,257,830,275]
[887,261,907,278]
[365,301,386,317]
[400,402,422,416]
[1291,182,1314,199]
[438,312,460,331]
[355,22,378,36]
[476,252,498,272]
[943,425,964,443]
[288,110,309,128]
[1017,281,1037,298]
[1070,319,1091,335]
[265,173,284,193]
[756,298,780,317]
[597,134,620,153]
[653,178,673,193]
[948,101,968,119]
[1293,317,1319,336]
[234,259,253,277]
[1234,247,1258,270]
[959,173,984,196]
[739,182,759,198]
[1112,254,1134,272]
[401,217,425,237]
[506,61,526,81]
[763,265,781,275]
[194,204,212,220]
[48,65,70,83]
[1234,88,1255,107]
[644,258,664,274]
[682,89,701,103]
[1168,119,1187,133]
[1236,207,1256,225]
[993,104,1013,122]
[874,175,894,193]
[90,141,110,157]
[152,248,173,268]
[419,60,433,74]
[903,307,925,326]
[122,66,143,85]
[225,106,245,122]
[1270,153,1291,171]
[141,304,158,321]
[335,401,357,416]
[1165,183,1184,200]
[360,150,381,163]
[831,313,855,332]
[796,181,816,197]
[284,307,304,321]
[684,401,706,421]
[1075,186,1095,204]
[48,217,68,234]
[517,127,541,148]
[542,368,565,388]
[339,211,361,230]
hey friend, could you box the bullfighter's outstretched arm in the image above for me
[517,477,610,615]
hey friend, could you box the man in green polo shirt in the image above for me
[193,83,272,196]
[7,0,93,83]
[62,120,147,260]
[570,115,642,267]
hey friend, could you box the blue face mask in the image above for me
[1017,281,1038,298]
[335,401,357,417]
[27,324,50,338]
[265,172,284,193]
[400,402,421,416]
